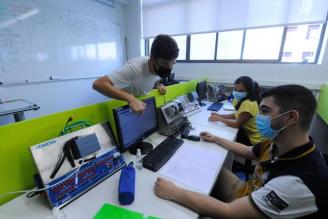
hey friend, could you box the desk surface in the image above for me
[0,101,237,219]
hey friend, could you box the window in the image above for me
[172,35,187,60]
[283,52,292,57]
[146,35,186,60]
[190,33,216,60]
[216,30,243,60]
[243,27,284,60]
[302,52,314,63]
[306,24,321,40]
[144,22,325,64]
[282,24,323,63]
[148,37,154,54]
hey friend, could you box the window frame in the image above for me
[144,21,327,64]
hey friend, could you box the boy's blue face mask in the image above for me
[232,90,247,101]
[256,111,290,140]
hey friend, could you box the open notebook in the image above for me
[159,142,226,194]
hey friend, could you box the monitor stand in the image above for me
[129,141,153,155]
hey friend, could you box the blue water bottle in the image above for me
[118,162,135,205]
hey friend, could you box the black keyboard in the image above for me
[142,137,184,172]
[207,102,223,111]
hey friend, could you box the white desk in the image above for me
[0,102,237,219]
[0,99,40,122]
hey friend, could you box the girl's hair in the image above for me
[234,76,260,110]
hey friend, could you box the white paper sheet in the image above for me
[223,103,235,111]
[159,143,225,194]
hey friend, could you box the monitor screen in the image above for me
[113,97,158,153]
[169,73,175,81]
[196,80,207,100]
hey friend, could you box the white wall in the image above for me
[125,0,143,59]
[0,0,131,125]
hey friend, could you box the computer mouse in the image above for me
[186,135,201,141]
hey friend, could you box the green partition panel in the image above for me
[317,84,328,125]
[0,79,202,205]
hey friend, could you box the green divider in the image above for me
[0,79,202,205]
[317,84,328,125]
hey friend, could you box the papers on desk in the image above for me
[223,103,235,111]
[208,120,228,129]
[159,142,225,194]
[197,121,237,135]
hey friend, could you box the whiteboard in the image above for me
[0,0,123,83]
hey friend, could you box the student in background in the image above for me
[154,85,328,218]
[209,76,263,146]
[93,34,179,114]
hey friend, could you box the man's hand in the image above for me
[200,131,217,143]
[127,97,146,114]
[154,177,180,201]
[157,83,166,95]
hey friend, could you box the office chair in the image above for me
[232,129,255,181]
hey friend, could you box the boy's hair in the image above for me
[150,34,179,60]
[261,85,317,131]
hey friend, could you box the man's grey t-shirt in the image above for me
[107,57,159,97]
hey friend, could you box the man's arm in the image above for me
[92,76,146,114]
[200,132,256,159]
[154,177,265,219]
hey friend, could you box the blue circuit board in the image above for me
[45,148,126,208]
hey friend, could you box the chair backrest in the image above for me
[322,153,328,165]
[310,114,328,154]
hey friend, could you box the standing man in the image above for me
[154,85,328,218]
[93,34,179,114]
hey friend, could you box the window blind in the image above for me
[142,0,328,38]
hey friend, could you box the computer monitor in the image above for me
[196,80,207,106]
[169,73,175,81]
[162,73,179,86]
[113,97,157,155]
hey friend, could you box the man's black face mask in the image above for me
[155,63,172,79]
